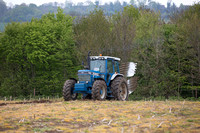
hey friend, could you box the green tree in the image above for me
[2,3,42,22]
[131,9,169,97]
[0,8,79,97]
[74,9,111,61]
[172,3,200,98]
[162,24,186,98]
[111,5,139,62]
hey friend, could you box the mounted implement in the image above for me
[63,53,136,101]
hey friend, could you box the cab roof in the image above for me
[90,56,121,61]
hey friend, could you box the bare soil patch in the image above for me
[0,100,52,106]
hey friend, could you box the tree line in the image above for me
[0,3,199,99]
[0,0,190,31]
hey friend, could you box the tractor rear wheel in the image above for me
[111,77,128,101]
[63,79,77,101]
[92,80,107,100]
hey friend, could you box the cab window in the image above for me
[107,60,114,73]
[114,61,119,72]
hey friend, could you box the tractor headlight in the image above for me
[92,72,99,76]
[88,72,92,74]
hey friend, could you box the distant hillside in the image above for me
[0,0,190,31]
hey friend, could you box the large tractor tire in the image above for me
[111,77,128,101]
[63,79,78,101]
[92,80,107,100]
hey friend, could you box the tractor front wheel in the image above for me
[63,79,77,101]
[111,77,128,101]
[92,80,107,100]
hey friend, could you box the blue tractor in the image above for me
[63,54,130,101]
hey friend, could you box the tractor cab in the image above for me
[89,56,121,83]
[74,56,122,97]
[63,54,135,101]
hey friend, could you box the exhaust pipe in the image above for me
[87,51,91,69]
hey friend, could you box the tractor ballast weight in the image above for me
[63,54,136,101]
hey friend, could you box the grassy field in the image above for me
[0,100,200,133]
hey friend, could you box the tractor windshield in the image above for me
[90,60,105,73]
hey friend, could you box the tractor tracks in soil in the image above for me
[0,100,53,106]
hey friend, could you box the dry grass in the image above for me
[0,100,200,133]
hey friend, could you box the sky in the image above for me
[3,0,200,7]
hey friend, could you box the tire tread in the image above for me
[63,79,76,101]
[92,80,107,100]
[111,77,128,101]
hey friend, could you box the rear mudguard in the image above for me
[69,78,77,82]
[111,73,124,80]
